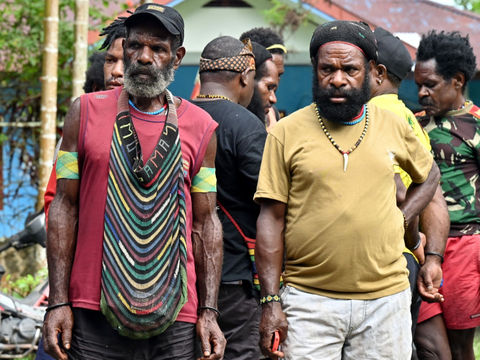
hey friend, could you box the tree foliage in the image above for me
[455,0,480,13]
[262,0,320,38]
[0,0,114,231]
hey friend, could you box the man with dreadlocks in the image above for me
[43,4,225,360]
[99,17,127,90]
[254,21,440,360]
[240,28,286,131]
[43,17,128,223]
[415,31,479,360]
[191,36,265,359]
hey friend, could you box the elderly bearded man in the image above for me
[254,21,440,360]
[43,4,225,360]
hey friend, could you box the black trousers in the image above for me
[405,252,422,337]
[66,308,196,360]
[216,284,262,360]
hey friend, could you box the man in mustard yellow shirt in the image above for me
[369,27,449,350]
[254,21,442,360]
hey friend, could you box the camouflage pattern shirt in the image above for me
[418,101,480,237]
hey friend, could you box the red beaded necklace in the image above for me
[315,104,369,172]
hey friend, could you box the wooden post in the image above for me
[72,0,89,101]
[140,0,154,4]
[37,0,59,211]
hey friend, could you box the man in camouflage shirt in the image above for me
[416,31,479,360]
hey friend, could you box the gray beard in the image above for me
[123,60,175,98]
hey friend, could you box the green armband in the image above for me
[56,151,79,180]
[191,167,216,193]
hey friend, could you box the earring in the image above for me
[378,80,382,85]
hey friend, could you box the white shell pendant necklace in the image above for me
[315,104,369,172]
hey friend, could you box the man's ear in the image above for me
[240,67,254,87]
[452,71,465,90]
[173,46,186,70]
[376,64,387,82]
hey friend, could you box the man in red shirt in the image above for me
[43,4,225,359]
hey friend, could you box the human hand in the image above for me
[259,302,288,360]
[412,232,427,265]
[417,256,444,303]
[43,306,74,360]
[196,310,226,360]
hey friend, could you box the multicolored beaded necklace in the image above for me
[196,94,232,102]
[315,103,369,172]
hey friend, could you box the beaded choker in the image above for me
[335,106,365,126]
[128,99,167,115]
[315,103,369,172]
[196,94,232,102]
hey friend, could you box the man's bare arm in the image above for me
[43,98,81,360]
[191,133,226,360]
[400,161,440,248]
[418,184,449,302]
[256,199,287,360]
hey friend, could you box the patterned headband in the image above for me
[199,39,256,73]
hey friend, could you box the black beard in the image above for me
[123,57,175,98]
[312,71,371,123]
[247,86,266,122]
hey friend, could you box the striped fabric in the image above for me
[100,89,187,339]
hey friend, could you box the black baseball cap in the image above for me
[124,3,185,45]
[374,27,413,80]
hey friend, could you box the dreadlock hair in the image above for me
[416,31,476,90]
[240,27,285,55]
[99,17,127,51]
[200,36,247,84]
[83,52,106,93]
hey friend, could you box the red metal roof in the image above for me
[315,0,480,60]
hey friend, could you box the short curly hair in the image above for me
[416,31,476,87]
[239,27,285,55]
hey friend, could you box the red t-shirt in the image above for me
[67,88,217,324]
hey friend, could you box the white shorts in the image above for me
[281,285,412,360]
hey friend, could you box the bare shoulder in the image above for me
[61,97,81,152]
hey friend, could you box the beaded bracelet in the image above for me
[260,294,281,306]
[425,252,444,264]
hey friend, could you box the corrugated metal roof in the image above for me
[329,0,480,59]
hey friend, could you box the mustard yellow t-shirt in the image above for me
[254,103,433,300]
[370,94,432,188]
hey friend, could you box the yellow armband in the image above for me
[191,167,216,193]
[56,151,79,180]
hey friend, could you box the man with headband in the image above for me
[43,4,225,359]
[254,20,440,359]
[191,36,267,359]
[247,42,279,123]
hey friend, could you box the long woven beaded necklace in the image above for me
[196,94,232,102]
[315,103,369,172]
